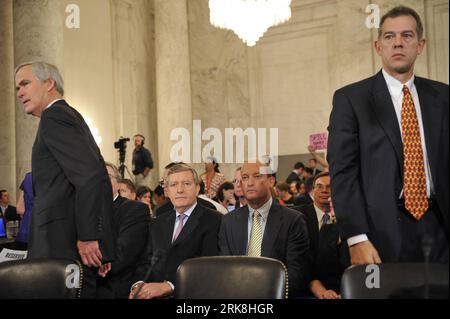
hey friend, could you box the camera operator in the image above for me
[132,134,154,187]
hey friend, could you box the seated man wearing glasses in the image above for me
[294,172,350,299]
[219,159,312,298]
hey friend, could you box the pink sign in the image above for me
[309,132,328,150]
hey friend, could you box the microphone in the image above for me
[421,234,433,299]
[132,249,165,299]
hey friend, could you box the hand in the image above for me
[319,289,340,299]
[308,144,317,153]
[129,282,173,299]
[77,240,103,267]
[349,240,382,265]
[98,262,112,277]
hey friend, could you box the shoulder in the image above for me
[272,202,305,223]
[334,73,378,98]
[415,77,449,98]
[197,205,223,220]
[221,206,246,224]
[117,198,149,218]
[41,101,81,125]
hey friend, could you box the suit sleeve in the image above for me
[200,214,222,256]
[327,90,370,239]
[285,213,312,296]
[110,202,150,275]
[41,108,108,241]
[218,216,231,255]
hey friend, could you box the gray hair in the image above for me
[105,162,121,180]
[167,163,201,185]
[15,62,64,96]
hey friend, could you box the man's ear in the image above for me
[195,184,200,196]
[267,175,276,188]
[46,78,57,92]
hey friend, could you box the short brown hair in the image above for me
[119,178,136,193]
[379,6,424,39]
[166,163,201,185]
[313,171,330,187]
[276,182,290,192]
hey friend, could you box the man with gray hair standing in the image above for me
[15,62,115,297]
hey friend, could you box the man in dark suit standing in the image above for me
[15,62,115,296]
[97,163,150,298]
[130,163,222,299]
[219,160,311,297]
[328,6,448,265]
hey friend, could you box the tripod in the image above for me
[117,147,135,182]
[118,162,135,182]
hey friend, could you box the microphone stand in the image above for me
[132,250,163,299]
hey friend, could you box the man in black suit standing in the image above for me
[219,160,311,297]
[15,62,115,296]
[328,6,449,265]
[97,163,150,298]
[130,163,222,299]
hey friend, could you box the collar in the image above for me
[313,203,326,224]
[382,69,415,98]
[248,197,272,220]
[175,202,197,217]
[113,194,119,202]
[45,98,64,110]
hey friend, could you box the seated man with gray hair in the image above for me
[130,163,222,299]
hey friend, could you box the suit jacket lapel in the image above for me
[415,77,443,184]
[172,204,202,246]
[370,71,404,176]
[162,211,176,247]
[261,202,283,257]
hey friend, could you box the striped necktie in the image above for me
[247,211,262,257]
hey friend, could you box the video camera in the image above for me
[114,137,130,178]
[114,137,130,152]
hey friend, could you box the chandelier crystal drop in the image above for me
[209,0,292,46]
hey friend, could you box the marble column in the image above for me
[154,0,193,177]
[13,0,64,189]
[0,0,16,200]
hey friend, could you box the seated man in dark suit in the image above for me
[219,160,311,297]
[96,163,150,298]
[130,163,222,299]
[295,172,350,299]
[0,190,19,222]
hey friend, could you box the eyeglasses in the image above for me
[314,184,331,191]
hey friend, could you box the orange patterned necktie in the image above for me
[401,85,428,220]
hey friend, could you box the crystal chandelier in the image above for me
[209,0,292,46]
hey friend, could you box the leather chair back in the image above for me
[0,258,83,299]
[341,263,449,299]
[175,256,288,299]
